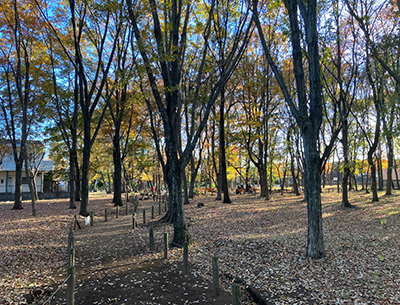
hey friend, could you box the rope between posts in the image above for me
[43,274,71,305]
[218,261,243,305]
[236,294,243,305]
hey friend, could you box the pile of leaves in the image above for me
[1,189,399,304]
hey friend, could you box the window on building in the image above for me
[1,179,3,184]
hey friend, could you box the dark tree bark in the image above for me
[288,125,300,196]
[377,149,384,191]
[211,116,222,201]
[254,0,325,258]
[394,159,400,189]
[188,148,203,198]
[219,86,231,204]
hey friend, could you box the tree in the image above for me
[46,33,80,209]
[320,0,359,207]
[42,0,123,216]
[0,0,47,212]
[253,0,325,258]
[127,0,252,246]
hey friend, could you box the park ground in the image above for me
[1,188,399,304]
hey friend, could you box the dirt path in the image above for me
[67,199,241,305]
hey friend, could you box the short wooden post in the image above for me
[182,242,189,275]
[151,206,155,219]
[104,208,108,222]
[126,202,129,215]
[66,248,75,305]
[149,226,154,251]
[73,215,77,230]
[232,283,241,305]
[116,206,119,218]
[163,233,168,259]
[90,212,93,226]
[132,213,137,229]
[143,209,146,224]
[68,228,74,251]
[212,257,220,297]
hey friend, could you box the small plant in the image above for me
[381,219,387,225]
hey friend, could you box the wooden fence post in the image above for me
[182,242,189,275]
[105,208,108,222]
[132,213,137,229]
[90,212,93,226]
[212,257,220,297]
[151,206,155,219]
[68,227,74,251]
[159,201,161,215]
[143,209,146,224]
[116,206,119,219]
[66,247,75,305]
[149,226,154,251]
[163,233,168,259]
[126,202,129,215]
[232,283,241,305]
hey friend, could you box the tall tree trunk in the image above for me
[211,119,222,200]
[341,119,352,207]
[79,122,91,217]
[303,133,325,258]
[168,152,190,246]
[113,130,123,206]
[25,160,36,217]
[258,165,268,197]
[394,159,400,189]
[74,153,81,202]
[385,128,394,195]
[182,168,190,205]
[377,151,384,191]
[13,160,23,210]
[290,154,299,195]
[69,148,76,209]
[219,87,231,204]
[189,153,202,198]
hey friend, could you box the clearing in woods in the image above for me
[1,188,399,304]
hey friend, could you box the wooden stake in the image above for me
[163,233,168,259]
[212,257,220,297]
[132,213,137,229]
[232,283,241,305]
[183,242,189,275]
[149,226,154,251]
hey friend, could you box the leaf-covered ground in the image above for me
[1,189,399,304]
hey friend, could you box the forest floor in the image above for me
[1,188,400,304]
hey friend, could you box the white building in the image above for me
[0,142,53,194]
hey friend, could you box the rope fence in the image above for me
[59,193,247,305]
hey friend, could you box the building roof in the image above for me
[0,158,53,172]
